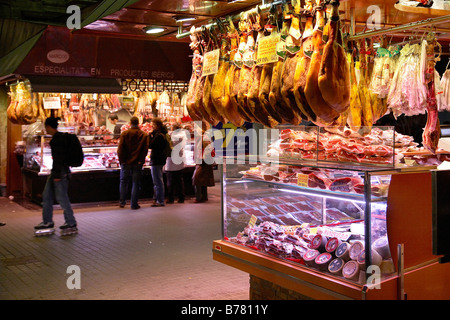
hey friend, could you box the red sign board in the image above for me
[16,26,192,81]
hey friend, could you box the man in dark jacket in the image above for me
[148,118,169,207]
[34,117,77,231]
[117,116,149,209]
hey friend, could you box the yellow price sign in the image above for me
[202,49,220,76]
[256,34,280,65]
[297,173,309,187]
[248,215,258,228]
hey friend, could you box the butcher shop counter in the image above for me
[213,157,450,300]
[21,128,197,204]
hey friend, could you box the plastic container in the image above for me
[335,242,351,261]
[325,237,341,254]
[358,249,383,268]
[349,240,365,260]
[328,257,344,276]
[310,234,327,251]
[372,236,390,260]
[315,252,333,271]
[303,249,320,267]
[342,260,360,281]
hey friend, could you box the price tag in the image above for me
[256,33,280,65]
[286,35,301,55]
[43,97,61,109]
[248,215,257,228]
[297,173,309,187]
[276,41,286,60]
[202,49,220,76]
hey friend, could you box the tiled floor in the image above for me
[0,186,250,300]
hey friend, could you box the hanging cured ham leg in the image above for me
[318,0,350,113]
[280,0,304,123]
[248,14,279,128]
[422,34,441,154]
[268,1,300,124]
[293,1,316,122]
[222,17,244,126]
[304,0,340,125]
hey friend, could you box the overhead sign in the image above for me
[15,26,192,81]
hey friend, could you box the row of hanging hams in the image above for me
[185,0,352,129]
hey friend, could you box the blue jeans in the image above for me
[42,169,76,226]
[151,165,164,205]
[120,164,143,208]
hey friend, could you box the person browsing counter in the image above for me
[148,118,169,207]
[117,116,149,210]
[164,122,188,204]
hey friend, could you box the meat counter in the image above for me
[212,127,450,300]
[21,122,196,204]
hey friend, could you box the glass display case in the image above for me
[222,157,396,285]
[214,125,450,300]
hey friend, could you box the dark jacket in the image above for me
[192,139,215,187]
[148,127,168,166]
[113,120,127,139]
[50,131,70,179]
[117,126,149,165]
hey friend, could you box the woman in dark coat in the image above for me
[192,138,215,203]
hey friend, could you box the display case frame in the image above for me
[221,155,397,286]
[213,125,450,300]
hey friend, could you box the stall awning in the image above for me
[25,76,122,93]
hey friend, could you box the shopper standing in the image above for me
[192,129,215,203]
[117,116,149,210]
[164,123,188,204]
[148,118,169,207]
[34,117,77,231]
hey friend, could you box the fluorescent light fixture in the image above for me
[144,26,165,34]
[228,0,244,3]
[173,16,196,23]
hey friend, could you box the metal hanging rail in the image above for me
[347,14,450,41]
[175,0,283,39]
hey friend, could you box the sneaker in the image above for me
[60,222,77,230]
[131,205,141,210]
[151,203,164,207]
[34,222,54,230]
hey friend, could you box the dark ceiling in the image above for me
[1,0,450,43]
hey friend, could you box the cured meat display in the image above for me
[266,127,417,165]
[239,162,391,198]
[280,0,305,124]
[228,218,392,282]
[247,11,279,128]
[387,43,427,117]
[7,81,40,125]
[304,0,340,125]
[269,1,300,124]
[422,34,441,154]
[317,1,350,114]
[293,5,316,122]
[221,17,245,127]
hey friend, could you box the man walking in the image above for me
[117,117,149,209]
[34,117,77,232]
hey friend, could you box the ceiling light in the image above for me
[144,26,165,34]
[173,16,196,23]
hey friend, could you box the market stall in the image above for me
[10,85,197,204]
[177,0,450,300]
